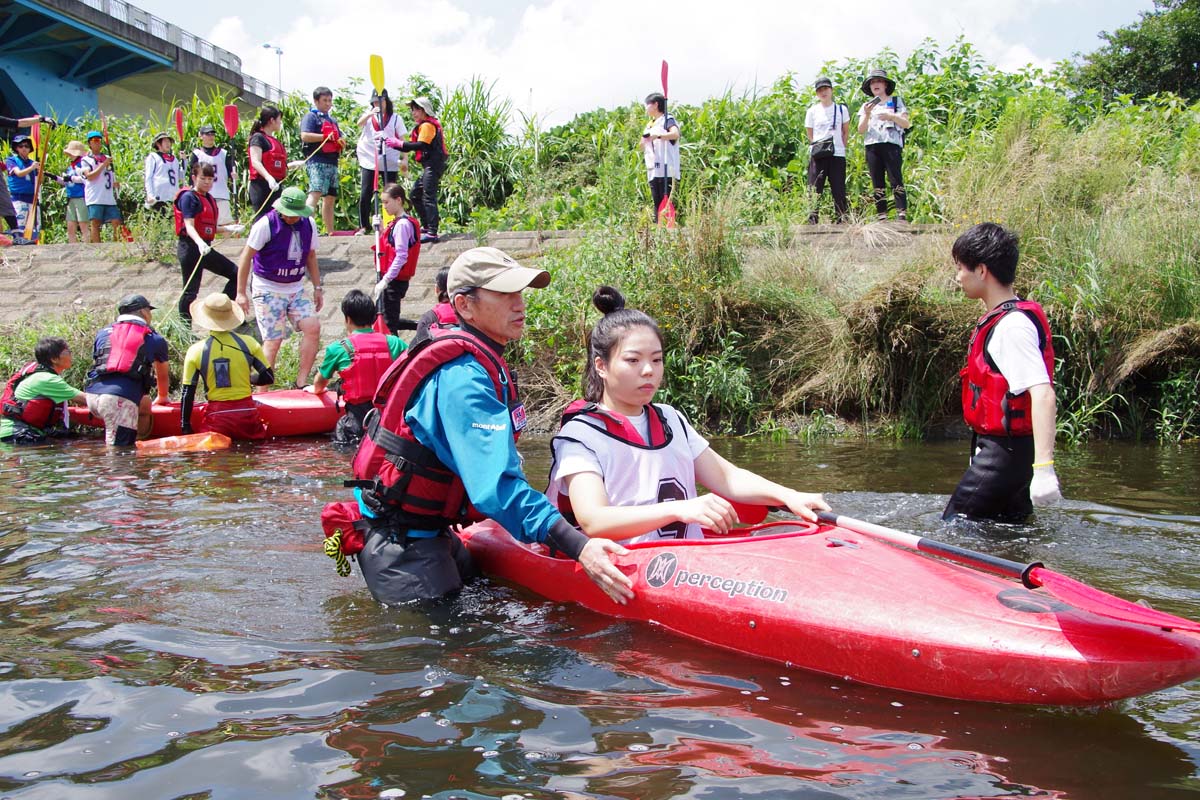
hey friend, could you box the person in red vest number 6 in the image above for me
[308,289,408,446]
[385,96,446,243]
[944,222,1063,522]
[546,286,828,544]
[333,247,634,605]
[83,294,171,446]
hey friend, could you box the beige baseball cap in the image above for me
[447,247,551,295]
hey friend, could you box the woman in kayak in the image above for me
[546,286,829,544]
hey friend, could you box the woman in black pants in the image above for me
[805,76,849,223]
[176,163,239,321]
[856,69,911,221]
[354,93,406,233]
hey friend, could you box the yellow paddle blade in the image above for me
[369,54,385,94]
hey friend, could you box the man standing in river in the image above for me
[944,222,1063,522]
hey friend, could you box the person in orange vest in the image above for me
[308,289,407,445]
[385,97,446,243]
[944,223,1063,522]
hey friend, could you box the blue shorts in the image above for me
[306,162,339,196]
[88,204,122,222]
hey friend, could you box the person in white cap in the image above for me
[385,96,447,243]
[342,246,635,606]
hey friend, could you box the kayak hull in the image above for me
[460,520,1200,706]
[69,389,342,438]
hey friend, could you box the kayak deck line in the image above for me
[460,520,1200,706]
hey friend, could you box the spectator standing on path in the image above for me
[59,141,89,243]
[84,295,170,446]
[188,124,237,225]
[355,92,407,234]
[0,113,54,236]
[386,97,446,244]
[300,86,344,234]
[80,131,122,243]
[857,68,910,221]
[143,132,181,214]
[805,76,850,224]
[943,223,1062,523]
[641,92,679,223]
[235,187,324,387]
[247,107,288,222]
[176,162,240,321]
[5,135,39,235]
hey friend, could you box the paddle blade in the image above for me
[369,54,385,94]
[136,432,232,453]
[173,107,184,142]
[223,104,240,138]
[661,59,669,97]
[30,121,40,151]
[658,195,676,228]
[1030,567,1200,633]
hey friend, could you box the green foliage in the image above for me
[1155,360,1200,441]
[1068,0,1200,102]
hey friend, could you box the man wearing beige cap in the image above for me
[345,246,635,606]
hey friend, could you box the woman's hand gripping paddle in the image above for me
[657,59,677,228]
[22,122,45,241]
[369,54,387,288]
[223,104,240,219]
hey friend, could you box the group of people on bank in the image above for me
[642,68,912,224]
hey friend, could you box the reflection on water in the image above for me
[0,437,1196,798]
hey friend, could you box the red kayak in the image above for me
[69,389,342,438]
[460,519,1200,706]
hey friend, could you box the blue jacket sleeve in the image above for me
[404,355,563,543]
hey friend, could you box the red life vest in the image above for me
[348,327,520,530]
[320,117,344,154]
[339,333,394,405]
[173,189,219,241]
[248,133,287,181]
[374,215,421,280]
[960,299,1055,437]
[1,362,57,430]
[409,117,448,164]
[90,319,154,386]
[433,302,456,325]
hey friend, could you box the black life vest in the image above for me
[409,117,448,164]
[1,362,57,430]
[960,299,1055,437]
[348,327,520,530]
[339,333,394,405]
[173,188,219,241]
[89,319,155,389]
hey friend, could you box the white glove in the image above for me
[373,278,388,302]
[265,176,279,191]
[197,242,212,257]
[143,199,155,210]
[222,223,245,234]
[1030,465,1063,506]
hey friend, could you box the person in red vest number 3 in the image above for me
[343,247,634,605]
[944,223,1063,522]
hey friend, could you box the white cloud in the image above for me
[203,0,1079,127]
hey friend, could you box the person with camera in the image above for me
[857,68,911,221]
[641,92,679,223]
[805,77,849,224]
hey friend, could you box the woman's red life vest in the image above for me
[248,133,287,181]
[433,302,456,325]
[320,118,344,154]
[348,328,520,530]
[339,333,394,405]
[409,117,448,164]
[90,319,154,385]
[1,362,57,430]
[375,215,421,280]
[173,189,219,241]
[960,299,1055,437]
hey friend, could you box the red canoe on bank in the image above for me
[69,389,342,438]
[459,519,1200,706]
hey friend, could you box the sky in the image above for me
[132,0,1155,126]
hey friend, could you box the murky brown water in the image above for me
[0,435,1196,798]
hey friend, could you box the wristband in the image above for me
[1032,460,1054,468]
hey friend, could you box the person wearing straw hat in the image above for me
[856,68,911,221]
[144,132,181,214]
[235,186,324,387]
[84,294,170,446]
[59,141,89,243]
[343,246,634,606]
[179,293,275,440]
[385,96,447,243]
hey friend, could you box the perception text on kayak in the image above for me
[645,553,788,603]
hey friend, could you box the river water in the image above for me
[0,436,1196,799]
